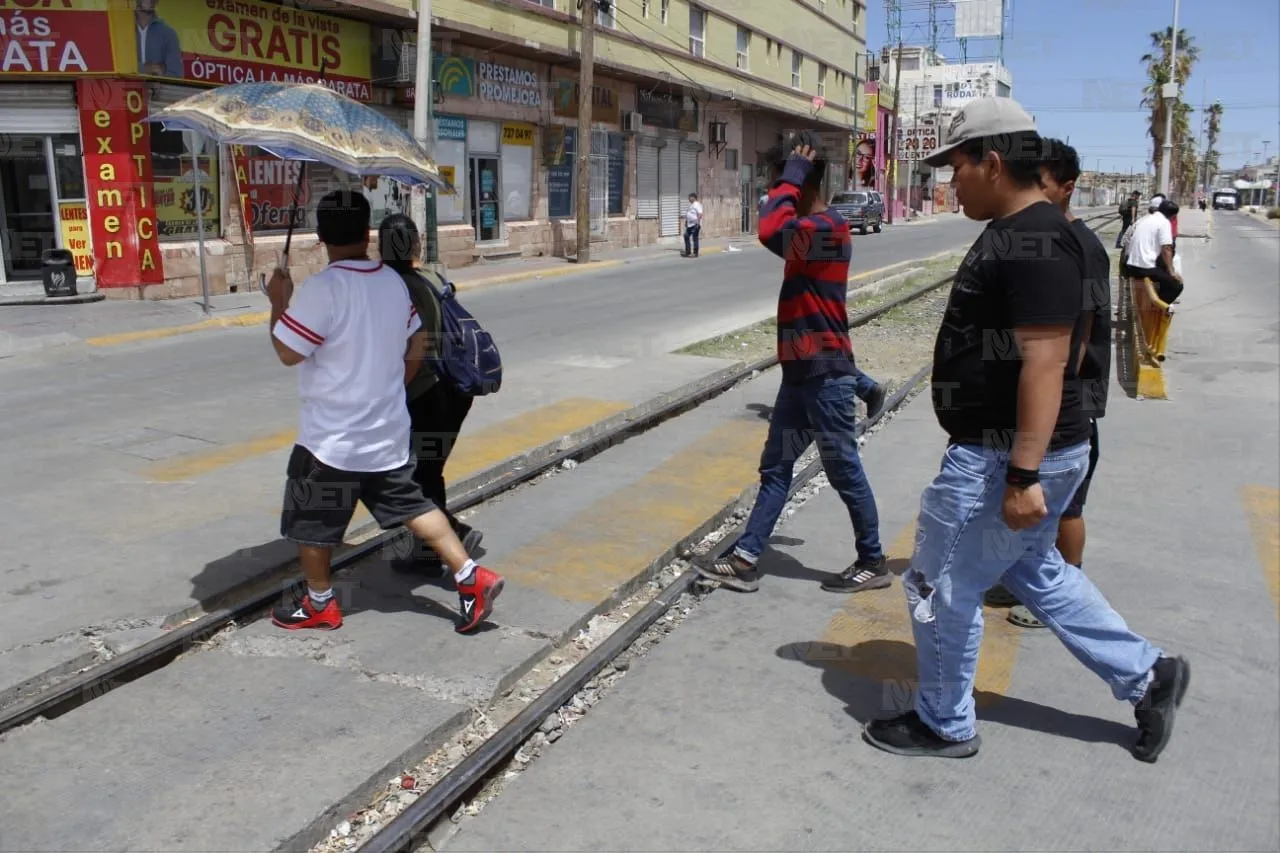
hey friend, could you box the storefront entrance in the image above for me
[469,156,501,243]
[0,133,89,284]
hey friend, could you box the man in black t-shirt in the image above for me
[985,139,1113,630]
[863,98,1188,764]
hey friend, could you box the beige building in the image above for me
[379,0,870,269]
[22,0,867,300]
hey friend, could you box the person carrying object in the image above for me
[265,190,504,635]
[697,131,888,596]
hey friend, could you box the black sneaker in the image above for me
[1132,655,1190,763]
[393,528,483,575]
[865,383,888,420]
[983,584,1019,607]
[864,710,981,758]
[821,557,891,593]
[696,553,760,592]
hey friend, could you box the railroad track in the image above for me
[0,214,1119,851]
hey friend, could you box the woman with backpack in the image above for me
[379,214,483,570]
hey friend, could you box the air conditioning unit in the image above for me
[708,121,727,145]
[623,112,643,133]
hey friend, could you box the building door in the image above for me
[0,135,58,281]
[469,156,501,243]
[589,129,608,236]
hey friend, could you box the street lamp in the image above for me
[1157,0,1181,197]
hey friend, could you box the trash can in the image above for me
[41,249,77,298]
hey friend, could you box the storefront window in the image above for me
[52,134,85,201]
[234,147,358,236]
[150,127,220,239]
[500,122,535,221]
[434,115,468,224]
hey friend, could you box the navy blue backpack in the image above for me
[419,273,503,396]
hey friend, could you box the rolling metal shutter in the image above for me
[678,142,699,210]
[0,84,77,134]
[636,138,659,219]
[658,142,680,237]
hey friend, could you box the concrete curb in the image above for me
[0,292,105,307]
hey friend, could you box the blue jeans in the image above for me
[734,374,883,564]
[684,223,701,255]
[905,441,1162,741]
[851,368,878,401]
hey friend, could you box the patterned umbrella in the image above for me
[146,81,446,189]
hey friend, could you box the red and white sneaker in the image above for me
[456,566,504,634]
[271,594,343,630]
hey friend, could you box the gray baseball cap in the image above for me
[923,96,1038,167]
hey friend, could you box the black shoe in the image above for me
[983,584,1020,607]
[864,383,888,420]
[1132,655,1190,763]
[821,557,890,593]
[696,553,760,592]
[864,711,981,758]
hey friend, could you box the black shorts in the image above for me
[280,445,437,547]
[1062,421,1100,519]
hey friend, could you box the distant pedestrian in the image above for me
[984,139,1113,630]
[697,132,888,595]
[266,190,504,635]
[863,98,1188,763]
[683,192,703,257]
[378,214,484,573]
[1117,190,1139,248]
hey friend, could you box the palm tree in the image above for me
[1141,27,1200,190]
[1204,101,1225,189]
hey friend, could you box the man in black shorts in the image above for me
[983,139,1111,629]
[265,190,504,634]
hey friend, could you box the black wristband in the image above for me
[1005,466,1039,488]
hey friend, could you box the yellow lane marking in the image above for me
[810,521,1022,708]
[144,397,629,486]
[147,428,297,483]
[445,397,631,483]
[1242,485,1280,620]
[490,419,768,603]
[343,397,631,538]
[85,311,271,347]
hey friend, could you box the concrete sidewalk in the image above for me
[438,210,1280,852]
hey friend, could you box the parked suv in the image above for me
[829,190,884,234]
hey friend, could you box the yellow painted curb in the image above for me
[86,311,272,347]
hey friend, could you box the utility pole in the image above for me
[1157,0,1180,197]
[412,0,441,271]
[575,0,597,262]
[886,40,903,224]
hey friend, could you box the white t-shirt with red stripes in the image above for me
[273,258,422,473]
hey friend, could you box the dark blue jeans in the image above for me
[684,223,700,256]
[734,373,883,564]
[851,367,878,401]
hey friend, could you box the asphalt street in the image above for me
[0,216,982,701]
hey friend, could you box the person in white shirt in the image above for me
[265,190,504,634]
[683,192,704,258]
[1123,198,1183,304]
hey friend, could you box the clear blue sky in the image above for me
[866,0,1280,175]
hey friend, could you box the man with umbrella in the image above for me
[266,190,504,635]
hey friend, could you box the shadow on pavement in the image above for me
[775,638,1135,750]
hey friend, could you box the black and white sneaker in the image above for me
[1132,655,1190,763]
[864,710,981,758]
[696,553,760,592]
[821,557,891,593]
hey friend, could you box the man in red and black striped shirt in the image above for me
[697,135,888,594]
